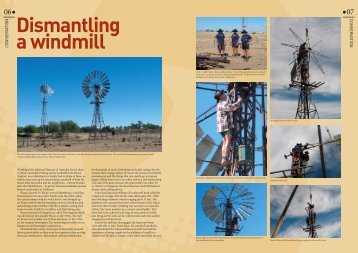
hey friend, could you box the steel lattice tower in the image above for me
[90,93,106,139]
[229,82,257,176]
[40,84,54,143]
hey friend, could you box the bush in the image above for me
[60,120,80,133]
[23,124,38,134]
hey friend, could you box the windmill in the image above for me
[196,82,267,176]
[82,70,110,140]
[303,188,322,238]
[40,83,54,144]
[242,17,247,31]
[202,184,255,236]
[282,27,328,119]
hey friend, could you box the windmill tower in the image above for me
[242,17,247,31]
[282,27,328,119]
[201,184,255,236]
[303,188,322,238]
[82,71,110,140]
[40,83,54,143]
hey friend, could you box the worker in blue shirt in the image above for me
[241,30,253,60]
[215,29,226,56]
[230,29,240,57]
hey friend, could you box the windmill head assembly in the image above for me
[202,184,255,236]
[282,27,328,119]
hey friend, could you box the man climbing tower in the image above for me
[214,90,243,166]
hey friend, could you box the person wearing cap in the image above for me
[214,90,243,166]
[241,30,253,60]
[215,29,226,56]
[230,29,240,57]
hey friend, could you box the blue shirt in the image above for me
[216,33,225,44]
[241,34,252,45]
[231,33,240,45]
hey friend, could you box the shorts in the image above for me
[220,128,234,137]
[232,44,239,48]
[242,44,250,50]
[217,44,225,51]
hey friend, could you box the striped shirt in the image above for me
[216,98,242,132]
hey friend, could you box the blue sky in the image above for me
[196,17,266,32]
[196,183,267,236]
[270,185,341,238]
[196,83,266,176]
[17,57,162,127]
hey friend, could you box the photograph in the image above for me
[196,17,267,70]
[197,183,267,237]
[270,125,341,178]
[196,82,267,176]
[17,57,162,152]
[270,17,341,119]
[270,185,341,238]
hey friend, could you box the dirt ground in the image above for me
[196,31,267,70]
[17,132,162,152]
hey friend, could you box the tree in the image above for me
[48,121,61,133]
[17,127,24,134]
[60,120,80,133]
[23,124,38,134]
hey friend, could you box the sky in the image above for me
[270,185,341,238]
[196,82,266,176]
[196,17,266,32]
[17,57,162,127]
[197,183,267,236]
[270,17,341,119]
[270,125,341,178]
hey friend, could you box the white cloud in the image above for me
[277,220,341,238]
[270,185,341,218]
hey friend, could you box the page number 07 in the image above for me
[343,9,354,15]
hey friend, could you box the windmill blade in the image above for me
[310,40,322,49]
[201,143,223,176]
[310,50,329,59]
[241,203,255,210]
[281,43,300,49]
[289,28,305,44]
[196,134,216,173]
[311,53,325,75]
[202,186,223,224]
[196,124,204,142]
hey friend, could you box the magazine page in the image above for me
[0,0,357,252]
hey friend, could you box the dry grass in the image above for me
[17,132,162,152]
[196,31,267,70]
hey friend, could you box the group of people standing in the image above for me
[215,29,252,60]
